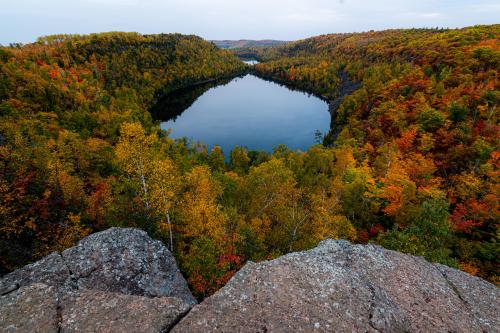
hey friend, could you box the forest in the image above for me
[253,25,499,284]
[0,26,498,299]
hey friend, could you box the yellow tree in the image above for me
[245,158,295,219]
[309,188,357,243]
[115,122,157,209]
[245,158,317,252]
[208,145,225,172]
[115,123,180,251]
[150,158,179,251]
[177,166,226,241]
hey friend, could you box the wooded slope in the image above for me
[254,25,499,283]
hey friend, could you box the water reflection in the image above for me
[150,77,234,121]
[152,74,330,155]
[243,59,259,65]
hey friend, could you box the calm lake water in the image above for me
[153,74,330,155]
[243,59,259,65]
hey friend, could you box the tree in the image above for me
[177,166,226,241]
[115,122,181,250]
[115,122,157,210]
[229,146,250,175]
[150,158,179,251]
[208,145,225,172]
[417,108,446,132]
[245,158,313,252]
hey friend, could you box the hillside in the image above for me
[0,32,245,275]
[254,25,499,283]
[0,26,498,299]
[212,39,288,49]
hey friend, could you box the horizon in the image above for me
[2,0,500,45]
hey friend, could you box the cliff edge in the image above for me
[1,229,498,332]
[0,228,195,332]
[174,239,499,332]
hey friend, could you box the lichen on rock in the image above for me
[0,228,196,333]
[173,239,500,333]
[2,232,498,333]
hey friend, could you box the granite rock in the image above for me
[60,289,190,333]
[0,228,196,333]
[173,239,500,333]
[62,228,196,304]
[0,283,59,333]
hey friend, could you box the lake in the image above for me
[243,59,259,65]
[152,74,330,155]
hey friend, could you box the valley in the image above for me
[0,26,498,298]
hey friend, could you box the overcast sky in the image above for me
[1,0,499,45]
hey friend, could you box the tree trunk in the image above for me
[140,172,150,209]
[166,210,173,252]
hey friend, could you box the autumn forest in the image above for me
[0,26,498,298]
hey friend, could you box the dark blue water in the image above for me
[155,74,330,155]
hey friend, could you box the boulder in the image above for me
[60,289,190,333]
[62,228,196,304]
[0,283,189,333]
[0,228,196,333]
[173,239,500,333]
[0,283,59,333]
[1,227,195,305]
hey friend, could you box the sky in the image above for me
[1,0,499,45]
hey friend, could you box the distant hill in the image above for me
[212,39,288,49]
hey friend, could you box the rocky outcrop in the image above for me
[173,239,499,333]
[1,228,195,304]
[0,283,60,332]
[61,228,195,302]
[2,231,499,333]
[60,289,190,333]
[1,283,190,333]
[0,228,195,333]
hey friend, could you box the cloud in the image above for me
[279,8,342,23]
[465,3,500,13]
[403,12,443,19]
